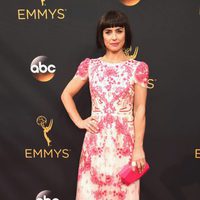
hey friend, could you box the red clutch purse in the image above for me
[118,161,150,185]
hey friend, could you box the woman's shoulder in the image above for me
[80,57,91,63]
[135,59,149,70]
[133,59,149,82]
[129,58,149,70]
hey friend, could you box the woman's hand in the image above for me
[132,146,146,173]
[77,116,99,134]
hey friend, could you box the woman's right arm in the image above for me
[61,77,99,133]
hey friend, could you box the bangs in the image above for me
[100,12,128,30]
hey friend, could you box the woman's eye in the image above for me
[117,30,123,33]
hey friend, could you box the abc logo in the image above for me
[30,56,56,82]
[36,190,59,200]
[36,195,59,200]
[31,61,56,73]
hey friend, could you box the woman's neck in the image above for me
[102,51,130,62]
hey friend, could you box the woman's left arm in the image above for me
[132,77,148,173]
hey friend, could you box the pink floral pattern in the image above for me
[73,57,149,200]
[134,61,149,87]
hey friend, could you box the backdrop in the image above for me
[0,0,199,199]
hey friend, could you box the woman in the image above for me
[61,10,149,200]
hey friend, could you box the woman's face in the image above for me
[102,26,125,53]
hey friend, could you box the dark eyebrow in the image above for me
[104,27,124,31]
[104,28,112,31]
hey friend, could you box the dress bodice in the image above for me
[73,57,149,121]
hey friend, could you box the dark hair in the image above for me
[96,10,132,49]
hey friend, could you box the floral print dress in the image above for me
[73,57,149,200]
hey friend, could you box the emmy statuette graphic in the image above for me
[36,116,53,146]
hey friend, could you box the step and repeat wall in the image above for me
[0,0,199,199]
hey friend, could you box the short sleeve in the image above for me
[134,61,149,88]
[73,58,90,80]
